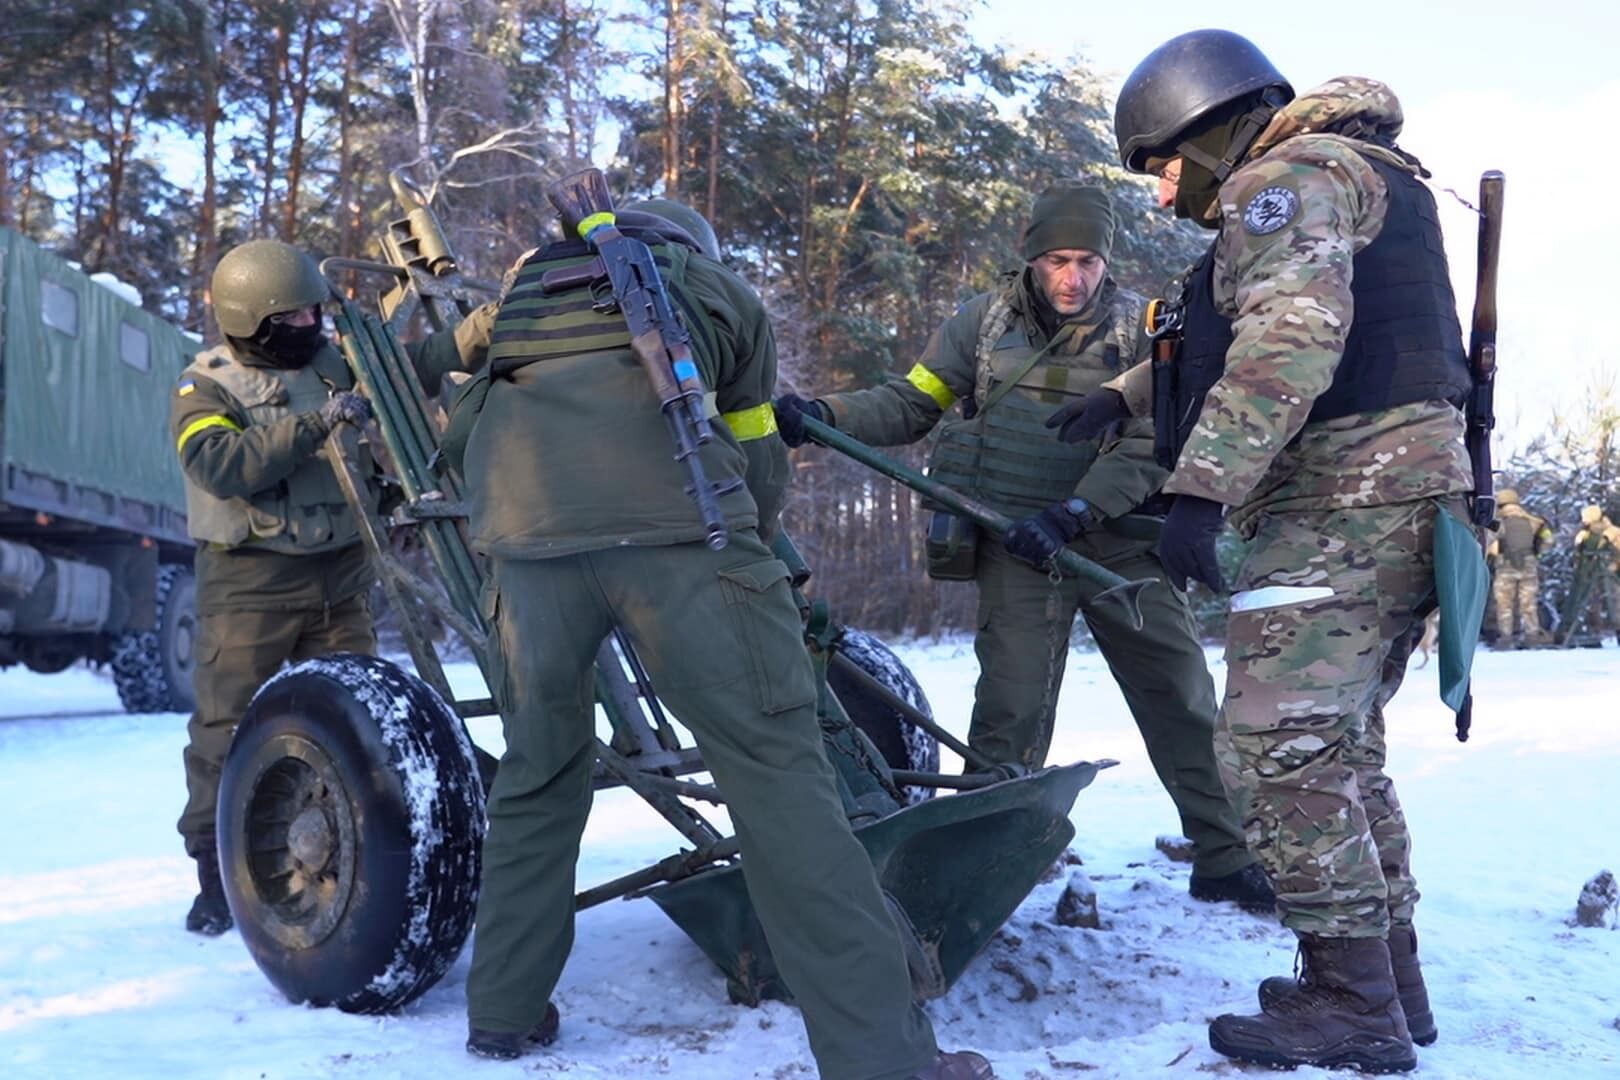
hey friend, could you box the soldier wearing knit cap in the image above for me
[772,181,1271,911]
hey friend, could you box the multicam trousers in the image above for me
[1214,500,1449,938]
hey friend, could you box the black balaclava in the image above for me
[234,308,326,369]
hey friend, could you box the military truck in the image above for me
[0,226,198,712]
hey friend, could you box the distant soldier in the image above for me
[772,182,1272,912]
[453,198,988,1079]
[1569,503,1620,646]
[1485,489,1553,647]
[1072,30,1474,1071]
[171,239,495,935]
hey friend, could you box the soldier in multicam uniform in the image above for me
[1570,503,1620,645]
[771,182,1271,911]
[1485,489,1553,647]
[1059,29,1474,1073]
[171,239,496,935]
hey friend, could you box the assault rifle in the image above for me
[1467,172,1504,528]
[545,168,734,550]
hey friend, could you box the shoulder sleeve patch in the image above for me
[177,379,196,396]
[1242,185,1301,236]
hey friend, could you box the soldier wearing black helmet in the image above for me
[170,239,496,935]
[1051,29,1473,1072]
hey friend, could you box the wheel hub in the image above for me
[287,806,335,870]
[241,740,357,949]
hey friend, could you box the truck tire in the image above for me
[828,628,940,804]
[218,654,484,1014]
[111,564,198,713]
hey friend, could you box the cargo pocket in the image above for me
[715,557,816,715]
[478,580,509,713]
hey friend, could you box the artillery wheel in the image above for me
[828,628,939,804]
[111,563,197,713]
[218,654,484,1014]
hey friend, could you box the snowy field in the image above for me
[2,638,1617,1079]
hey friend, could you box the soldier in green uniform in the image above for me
[772,182,1270,911]
[1485,489,1553,647]
[1569,503,1620,645]
[1073,29,1473,1072]
[455,200,988,1080]
[170,239,495,935]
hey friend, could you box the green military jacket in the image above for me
[463,240,788,559]
[171,309,496,610]
[819,271,1162,555]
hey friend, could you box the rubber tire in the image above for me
[827,628,940,804]
[111,564,197,713]
[218,653,485,1014]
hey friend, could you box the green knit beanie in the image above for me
[1022,182,1116,262]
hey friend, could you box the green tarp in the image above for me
[1,227,193,520]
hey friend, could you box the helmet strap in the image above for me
[1176,86,1290,182]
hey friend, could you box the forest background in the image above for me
[3,0,1614,638]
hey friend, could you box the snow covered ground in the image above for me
[2,639,1617,1079]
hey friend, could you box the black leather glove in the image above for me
[1157,495,1227,592]
[773,393,828,449]
[1003,497,1099,568]
[319,391,373,432]
[1046,389,1131,444]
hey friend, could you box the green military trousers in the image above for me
[177,592,375,857]
[1216,501,1439,939]
[968,539,1252,877]
[465,530,938,1080]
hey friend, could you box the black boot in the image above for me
[1258,926,1438,1046]
[1210,934,1416,1073]
[1188,862,1276,913]
[185,847,233,936]
[467,1002,561,1060]
[908,1050,995,1079]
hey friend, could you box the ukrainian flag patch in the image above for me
[177,379,196,396]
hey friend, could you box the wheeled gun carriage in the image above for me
[215,170,1139,1014]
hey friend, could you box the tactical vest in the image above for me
[926,277,1145,518]
[181,344,362,554]
[1162,151,1471,465]
[465,237,762,554]
[485,236,720,377]
[1497,506,1542,568]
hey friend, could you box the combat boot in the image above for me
[909,1050,995,1079]
[1210,934,1416,1073]
[185,847,233,936]
[1188,862,1276,913]
[466,1001,561,1060]
[1257,926,1438,1046]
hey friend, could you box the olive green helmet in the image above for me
[211,239,329,338]
[621,198,722,262]
[1496,488,1520,507]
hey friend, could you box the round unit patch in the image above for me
[1242,186,1300,236]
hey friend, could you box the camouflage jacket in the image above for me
[1575,515,1620,572]
[1106,78,1471,531]
[819,271,1162,525]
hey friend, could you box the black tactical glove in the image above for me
[319,391,373,432]
[1003,497,1098,569]
[773,393,828,449]
[1046,389,1131,444]
[1157,495,1227,592]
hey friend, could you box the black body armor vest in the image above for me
[1157,151,1471,466]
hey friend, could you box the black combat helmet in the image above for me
[1114,29,1293,175]
[620,198,722,262]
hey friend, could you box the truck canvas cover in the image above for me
[1,227,192,542]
